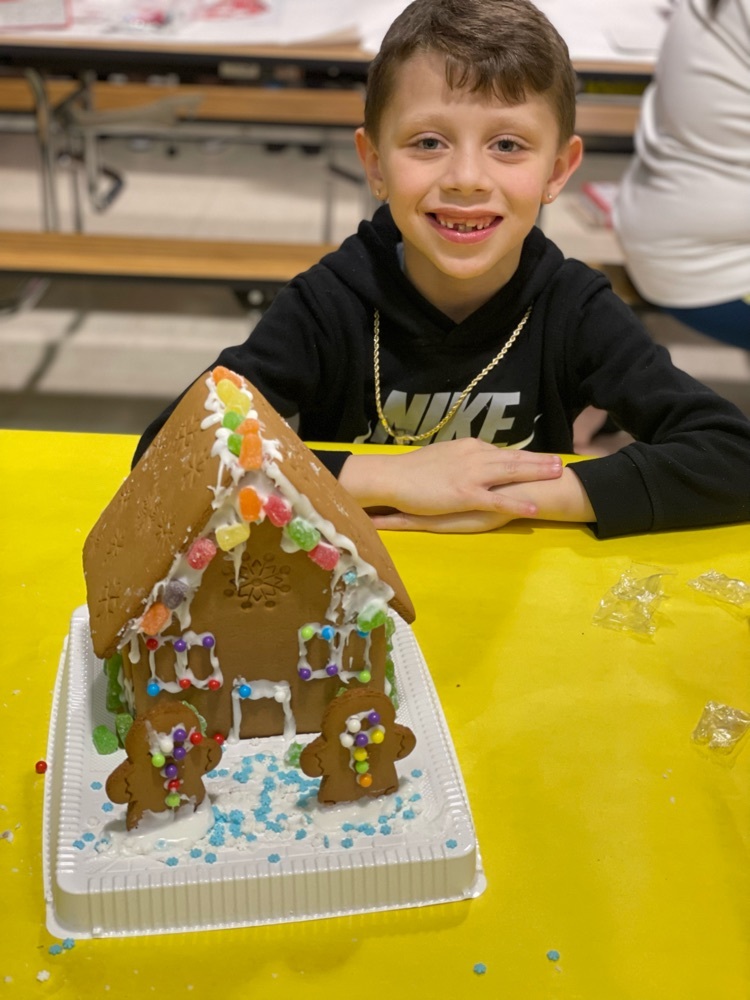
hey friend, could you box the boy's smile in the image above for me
[357,52,581,321]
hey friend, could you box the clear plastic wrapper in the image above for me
[687,571,750,613]
[691,701,750,759]
[592,564,671,635]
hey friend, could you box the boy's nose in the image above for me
[442,148,490,193]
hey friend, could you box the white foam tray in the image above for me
[44,607,485,938]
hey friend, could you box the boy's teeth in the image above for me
[436,215,492,232]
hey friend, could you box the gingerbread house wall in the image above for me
[122,519,387,739]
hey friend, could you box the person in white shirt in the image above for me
[614,0,750,348]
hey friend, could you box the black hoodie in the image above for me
[136,206,750,538]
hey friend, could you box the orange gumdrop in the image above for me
[236,417,260,435]
[140,601,170,636]
[238,486,263,522]
[239,432,263,470]
[211,365,243,388]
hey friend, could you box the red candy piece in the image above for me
[179,678,192,690]
[308,541,340,571]
[208,678,221,691]
[35,760,48,774]
[140,602,170,636]
[211,365,243,388]
[167,779,181,791]
[145,637,159,651]
[264,494,293,527]
[189,732,203,745]
[213,734,225,745]
[187,537,217,570]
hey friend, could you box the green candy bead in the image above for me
[300,625,315,641]
[355,760,370,774]
[222,410,243,431]
[151,752,166,768]
[227,433,242,456]
[358,670,371,684]
[285,517,321,552]
[165,792,181,809]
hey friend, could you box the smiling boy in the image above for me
[136,0,750,538]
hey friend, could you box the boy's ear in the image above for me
[544,134,584,203]
[355,127,387,200]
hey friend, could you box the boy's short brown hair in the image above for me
[364,0,578,145]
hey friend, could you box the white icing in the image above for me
[229,678,295,743]
[97,798,215,855]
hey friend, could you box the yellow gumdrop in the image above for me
[216,379,251,417]
[216,522,250,551]
[371,729,385,744]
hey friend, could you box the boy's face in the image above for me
[356,51,582,317]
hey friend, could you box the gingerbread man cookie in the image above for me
[300,687,416,804]
[106,702,222,830]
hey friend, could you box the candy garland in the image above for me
[147,723,204,811]
[339,710,386,789]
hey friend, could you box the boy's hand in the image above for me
[339,438,563,520]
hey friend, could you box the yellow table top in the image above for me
[1,429,748,999]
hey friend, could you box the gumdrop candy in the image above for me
[239,432,263,470]
[222,411,244,431]
[227,433,242,456]
[92,724,118,755]
[163,579,189,609]
[187,537,217,570]
[216,521,251,551]
[264,494,293,527]
[140,601,170,636]
[285,517,321,552]
[216,379,251,417]
[236,417,260,435]
[211,365,243,388]
[115,713,133,747]
[308,542,340,571]
[238,487,263,522]
[356,600,388,633]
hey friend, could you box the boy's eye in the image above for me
[416,136,442,150]
[494,138,521,153]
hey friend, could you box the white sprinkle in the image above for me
[37,970,50,982]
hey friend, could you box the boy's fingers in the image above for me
[492,453,562,483]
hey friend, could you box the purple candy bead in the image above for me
[173,746,187,761]
[367,711,381,726]
[298,667,312,681]
[325,663,338,677]
[164,764,179,780]
[355,732,369,747]
[173,638,188,653]
[173,728,187,743]
[202,634,215,649]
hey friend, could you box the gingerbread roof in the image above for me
[83,371,415,659]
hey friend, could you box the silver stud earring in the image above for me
[546,192,554,201]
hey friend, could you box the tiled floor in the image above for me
[1,129,749,437]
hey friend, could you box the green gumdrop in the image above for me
[384,615,396,639]
[284,741,303,768]
[286,518,321,552]
[92,725,119,755]
[181,700,208,736]
[222,410,243,431]
[115,713,133,747]
[104,654,125,713]
[227,432,242,456]
[356,601,387,633]
[385,657,399,711]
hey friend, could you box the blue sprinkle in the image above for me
[73,839,85,850]
[342,822,354,832]
[547,950,561,962]
[48,944,63,956]
[82,831,95,842]
[165,857,179,867]
[378,815,389,824]
[402,809,415,821]
[101,802,113,812]
[229,809,245,824]
[341,838,354,849]
[379,825,391,835]
[268,763,279,772]
[217,768,229,778]
[395,796,403,809]
[244,832,257,843]
[473,963,487,975]
[294,829,307,840]
[409,793,422,802]
[62,939,75,951]
[446,839,458,849]
[275,812,288,821]
[265,821,283,834]
[268,853,281,864]
[323,836,330,849]
[232,771,249,784]
[411,769,423,778]
[190,848,202,858]
[255,753,266,762]
[205,853,217,864]
[90,781,102,790]
[356,823,376,836]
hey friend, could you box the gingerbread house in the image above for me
[83,367,414,742]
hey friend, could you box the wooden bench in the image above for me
[0,230,335,285]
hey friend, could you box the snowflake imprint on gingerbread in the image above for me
[224,552,292,609]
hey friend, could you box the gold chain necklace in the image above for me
[372,303,533,445]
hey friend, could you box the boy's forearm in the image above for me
[497,468,596,523]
